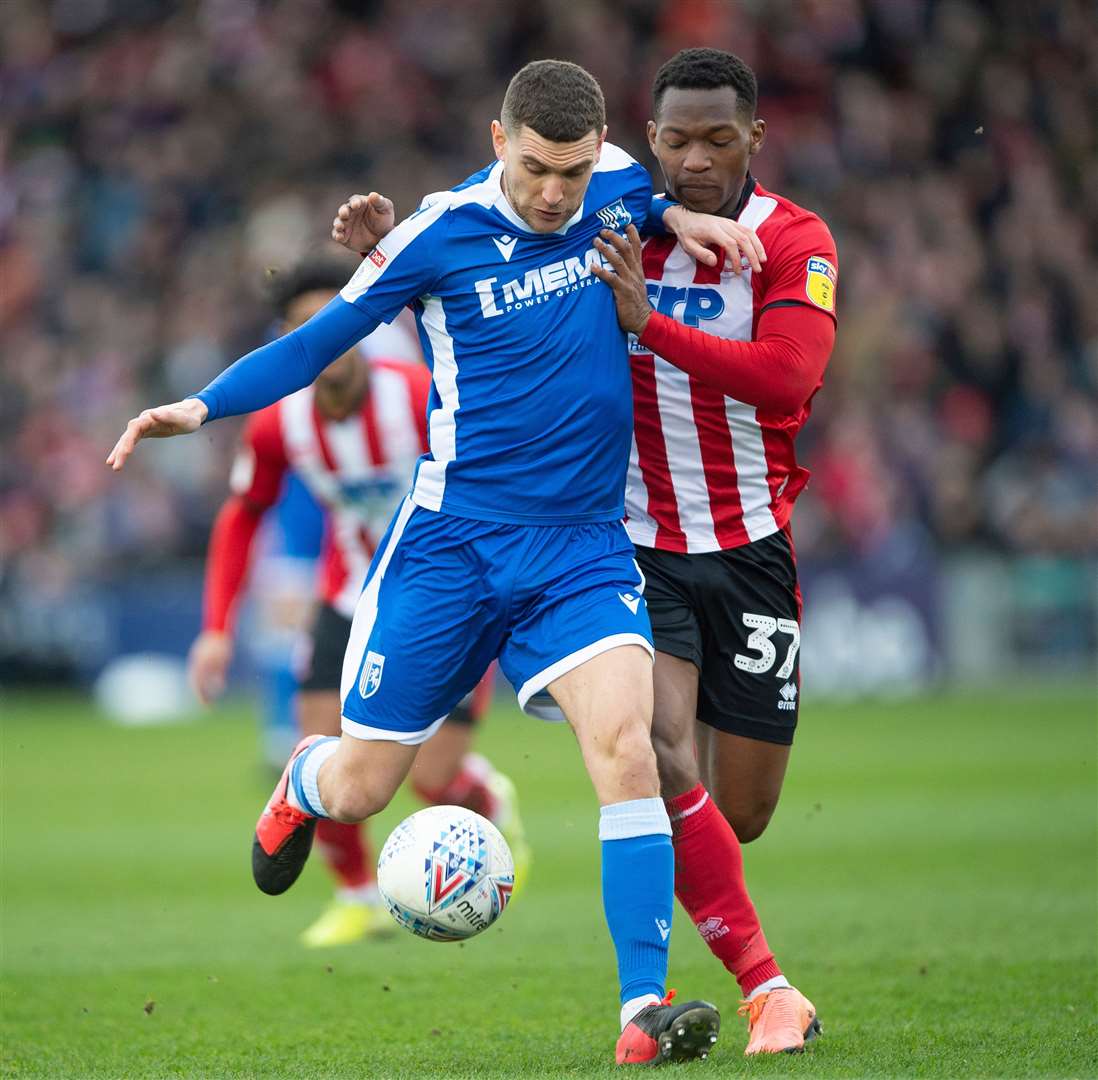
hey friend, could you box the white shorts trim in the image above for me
[516,633,654,720]
[339,496,416,704]
[340,713,448,746]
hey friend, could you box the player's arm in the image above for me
[106,300,376,470]
[327,187,766,279]
[108,209,445,471]
[647,196,766,275]
[592,225,836,415]
[189,412,287,704]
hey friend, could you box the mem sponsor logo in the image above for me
[778,681,798,710]
[474,246,609,318]
[697,916,730,942]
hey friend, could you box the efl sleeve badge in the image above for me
[804,256,837,312]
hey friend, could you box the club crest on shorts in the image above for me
[358,650,386,699]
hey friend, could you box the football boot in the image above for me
[482,762,532,895]
[615,990,720,1065]
[253,734,323,895]
[300,896,396,947]
[738,987,820,1054]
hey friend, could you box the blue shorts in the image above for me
[339,498,652,743]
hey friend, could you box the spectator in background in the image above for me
[2,0,1095,678]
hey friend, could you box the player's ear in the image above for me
[491,120,508,163]
[646,120,657,155]
[593,124,607,162]
[749,118,766,157]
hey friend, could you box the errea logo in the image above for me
[697,916,730,942]
[778,681,798,710]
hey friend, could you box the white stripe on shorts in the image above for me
[339,496,416,715]
[516,633,654,720]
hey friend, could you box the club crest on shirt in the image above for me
[595,198,632,232]
[805,256,836,311]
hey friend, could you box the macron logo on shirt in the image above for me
[492,235,518,262]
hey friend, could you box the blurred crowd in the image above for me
[3,0,1096,612]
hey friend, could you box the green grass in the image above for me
[2,687,1096,1078]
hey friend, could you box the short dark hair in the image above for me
[501,60,606,143]
[652,48,757,117]
[266,259,349,318]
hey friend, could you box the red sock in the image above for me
[413,753,500,821]
[666,784,782,996]
[314,819,373,890]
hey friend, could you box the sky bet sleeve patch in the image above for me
[805,256,837,312]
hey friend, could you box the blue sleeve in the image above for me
[195,297,377,422]
[339,203,448,323]
[643,195,678,237]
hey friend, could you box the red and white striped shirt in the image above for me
[625,179,837,553]
[203,359,430,630]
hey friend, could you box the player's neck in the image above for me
[711,173,754,220]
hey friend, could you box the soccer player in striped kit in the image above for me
[590,48,837,1054]
[188,261,529,948]
[327,48,832,1055]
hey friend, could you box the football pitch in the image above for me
[2,687,1095,1079]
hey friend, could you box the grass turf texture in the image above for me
[1,688,1095,1079]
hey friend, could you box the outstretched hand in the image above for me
[590,225,654,337]
[331,192,396,253]
[106,398,208,472]
[663,204,766,273]
[188,630,234,706]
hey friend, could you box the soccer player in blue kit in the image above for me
[108,60,759,1065]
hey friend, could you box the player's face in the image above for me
[283,289,367,415]
[648,86,765,217]
[492,121,607,233]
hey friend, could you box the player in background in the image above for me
[107,61,771,1065]
[188,260,529,948]
[588,48,837,1054]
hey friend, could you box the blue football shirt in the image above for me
[198,143,653,525]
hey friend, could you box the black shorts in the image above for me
[636,530,803,746]
[297,604,353,693]
[296,603,476,725]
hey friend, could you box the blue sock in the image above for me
[289,737,339,817]
[600,797,674,1004]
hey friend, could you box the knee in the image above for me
[715,795,777,843]
[600,714,660,796]
[322,775,391,824]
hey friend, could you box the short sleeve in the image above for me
[339,201,450,324]
[229,406,287,508]
[758,214,838,321]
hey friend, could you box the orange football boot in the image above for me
[252,734,324,896]
[738,987,821,1055]
[615,990,721,1065]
